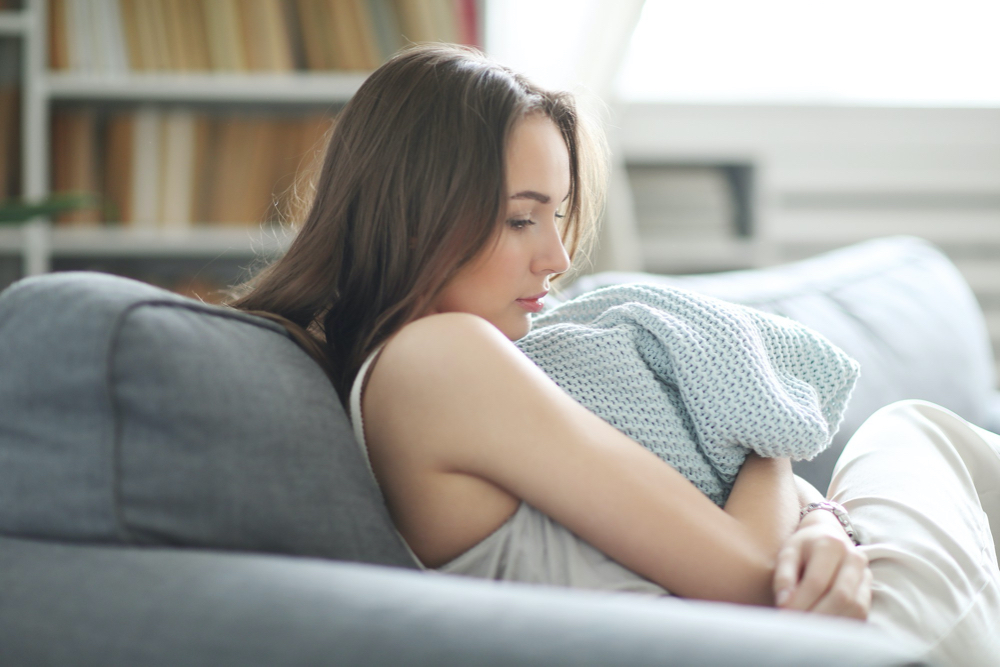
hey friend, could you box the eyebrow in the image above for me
[510,191,570,204]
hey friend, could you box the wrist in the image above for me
[799,500,861,546]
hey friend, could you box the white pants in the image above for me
[828,400,1000,666]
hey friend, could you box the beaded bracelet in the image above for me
[799,500,861,546]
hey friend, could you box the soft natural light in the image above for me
[617,0,1000,106]
[485,0,600,91]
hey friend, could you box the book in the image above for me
[48,0,70,70]
[64,0,93,72]
[0,86,19,200]
[394,0,436,44]
[178,0,212,71]
[202,0,248,71]
[51,108,101,225]
[347,0,382,69]
[103,112,134,223]
[131,0,159,71]
[240,118,280,224]
[0,40,19,200]
[282,0,310,70]
[253,0,295,72]
[118,0,146,71]
[46,0,477,73]
[207,117,248,224]
[428,0,458,44]
[455,0,479,47]
[295,0,333,70]
[328,0,363,70]
[189,113,211,223]
[146,0,172,70]
[99,0,130,73]
[159,109,197,228]
[130,106,162,228]
[50,107,338,228]
[161,0,189,70]
[368,0,403,61]
[263,114,332,224]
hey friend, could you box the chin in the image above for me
[506,319,532,341]
[492,315,531,341]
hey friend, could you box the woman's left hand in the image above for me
[772,510,872,620]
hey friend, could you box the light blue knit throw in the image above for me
[515,284,861,506]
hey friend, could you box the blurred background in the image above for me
[1,0,998,369]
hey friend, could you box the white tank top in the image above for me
[348,344,670,597]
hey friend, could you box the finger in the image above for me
[810,549,870,618]
[858,566,874,620]
[773,541,804,607]
[785,536,847,611]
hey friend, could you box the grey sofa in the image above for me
[0,235,988,666]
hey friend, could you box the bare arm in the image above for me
[724,454,800,558]
[367,313,803,606]
[793,473,826,507]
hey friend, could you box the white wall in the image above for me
[618,102,1000,378]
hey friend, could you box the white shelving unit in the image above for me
[1,0,387,287]
[44,71,368,103]
[0,8,28,34]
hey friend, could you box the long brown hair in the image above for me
[231,44,607,404]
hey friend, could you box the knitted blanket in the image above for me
[515,284,861,506]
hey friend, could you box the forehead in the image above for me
[505,114,571,195]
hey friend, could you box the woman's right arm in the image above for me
[365,312,800,606]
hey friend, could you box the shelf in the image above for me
[48,226,295,258]
[0,10,28,36]
[44,71,369,104]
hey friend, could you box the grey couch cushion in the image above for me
[561,236,997,492]
[0,272,417,568]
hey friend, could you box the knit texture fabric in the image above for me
[516,284,861,506]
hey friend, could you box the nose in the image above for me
[534,218,572,277]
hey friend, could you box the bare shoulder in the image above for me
[374,312,524,386]
[361,313,531,565]
[364,311,544,464]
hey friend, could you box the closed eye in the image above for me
[507,218,535,231]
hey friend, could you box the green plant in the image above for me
[0,192,100,224]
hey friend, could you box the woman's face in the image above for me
[430,114,572,340]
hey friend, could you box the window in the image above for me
[617,0,1000,106]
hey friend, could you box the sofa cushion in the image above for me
[0,272,417,568]
[560,236,997,492]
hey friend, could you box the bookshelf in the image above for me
[2,0,483,300]
[0,0,24,287]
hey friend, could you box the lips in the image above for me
[516,291,548,313]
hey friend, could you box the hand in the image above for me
[772,510,872,620]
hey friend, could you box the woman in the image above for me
[234,44,1000,663]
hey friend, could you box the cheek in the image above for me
[483,240,527,282]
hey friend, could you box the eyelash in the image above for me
[507,213,565,231]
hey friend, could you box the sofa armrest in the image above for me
[0,535,922,666]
